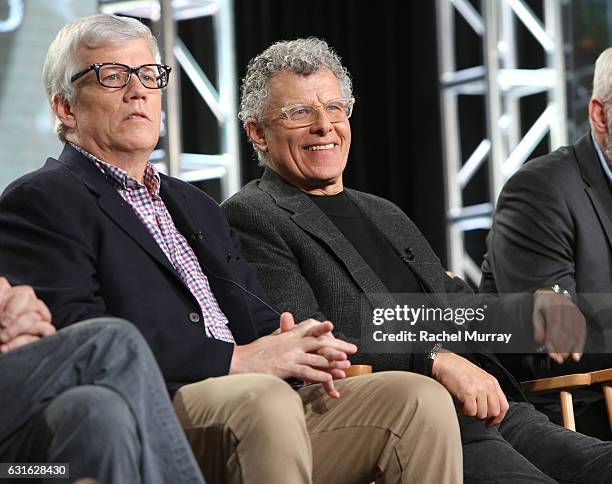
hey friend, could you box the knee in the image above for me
[46,385,136,439]
[72,318,150,355]
[219,375,309,453]
[84,318,144,344]
[367,371,450,400]
[181,374,304,434]
[67,317,143,343]
[367,371,456,423]
[234,375,303,425]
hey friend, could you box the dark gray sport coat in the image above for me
[482,132,612,295]
[481,132,612,378]
[223,168,529,397]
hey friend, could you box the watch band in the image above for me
[536,284,572,300]
[425,343,442,376]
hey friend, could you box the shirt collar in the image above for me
[591,133,612,185]
[69,142,160,196]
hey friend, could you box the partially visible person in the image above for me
[223,37,612,482]
[0,277,205,484]
[0,15,463,484]
[481,47,612,438]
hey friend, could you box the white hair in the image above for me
[592,47,612,103]
[239,37,353,164]
[42,14,161,142]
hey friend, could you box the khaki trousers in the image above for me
[173,371,462,484]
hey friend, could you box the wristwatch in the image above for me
[425,343,443,376]
[534,284,573,354]
[536,284,572,300]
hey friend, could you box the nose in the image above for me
[123,73,148,101]
[309,106,333,134]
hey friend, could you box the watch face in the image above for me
[550,284,572,299]
[429,344,441,359]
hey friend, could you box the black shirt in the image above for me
[308,192,521,395]
[308,191,421,294]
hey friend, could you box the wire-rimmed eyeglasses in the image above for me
[70,62,172,89]
[261,97,355,127]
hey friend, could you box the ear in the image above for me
[588,97,608,136]
[246,120,268,153]
[52,94,77,130]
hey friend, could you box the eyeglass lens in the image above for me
[98,64,168,89]
[286,100,352,123]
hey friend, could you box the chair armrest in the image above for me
[589,368,612,383]
[345,365,373,378]
[520,373,591,395]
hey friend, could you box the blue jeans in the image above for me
[0,318,204,484]
[461,400,612,483]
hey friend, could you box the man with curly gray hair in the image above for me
[224,38,612,482]
[226,37,465,484]
[239,37,353,165]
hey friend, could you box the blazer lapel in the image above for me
[160,178,229,278]
[159,177,194,241]
[57,144,179,278]
[348,191,450,307]
[259,169,395,308]
[575,133,612,251]
[97,193,180,278]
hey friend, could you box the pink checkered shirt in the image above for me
[70,143,235,343]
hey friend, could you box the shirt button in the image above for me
[188,312,201,323]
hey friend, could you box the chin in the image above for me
[120,134,158,153]
[311,167,344,181]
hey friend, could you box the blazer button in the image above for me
[188,312,201,323]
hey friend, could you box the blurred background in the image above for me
[1,0,611,283]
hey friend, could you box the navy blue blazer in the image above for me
[0,144,278,393]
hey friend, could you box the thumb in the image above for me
[280,312,296,333]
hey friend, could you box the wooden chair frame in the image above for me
[520,369,612,431]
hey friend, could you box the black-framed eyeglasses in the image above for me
[70,62,172,89]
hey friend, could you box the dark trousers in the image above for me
[461,400,612,483]
[0,319,204,484]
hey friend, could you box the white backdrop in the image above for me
[0,0,96,191]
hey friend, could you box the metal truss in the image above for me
[99,0,241,199]
[435,0,568,285]
[0,0,24,33]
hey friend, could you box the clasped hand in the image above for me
[0,277,54,352]
[230,312,357,398]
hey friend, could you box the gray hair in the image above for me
[592,47,612,103]
[239,37,353,164]
[42,14,161,142]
